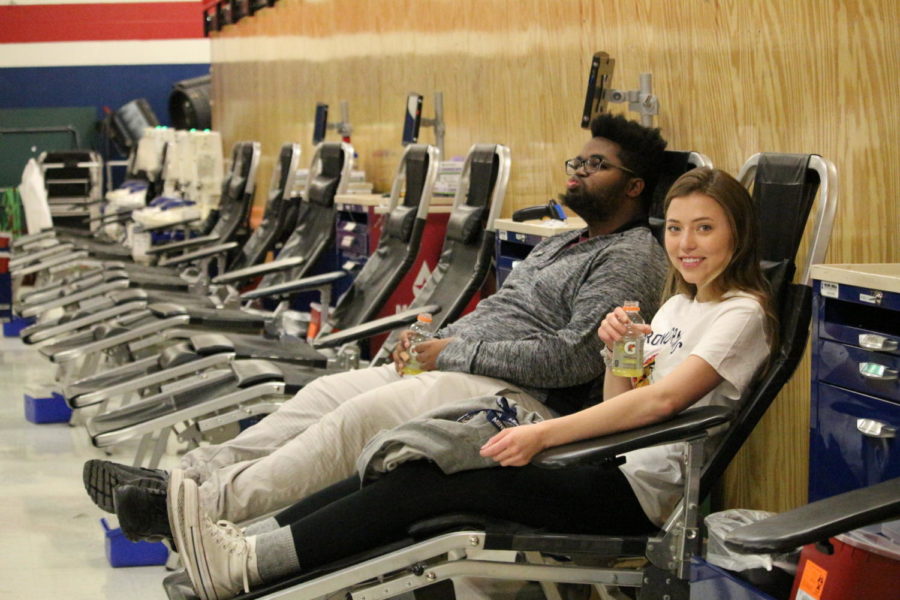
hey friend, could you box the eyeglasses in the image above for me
[564,155,637,177]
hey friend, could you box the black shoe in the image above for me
[114,484,173,545]
[83,459,168,513]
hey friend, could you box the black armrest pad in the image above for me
[240,271,347,300]
[725,477,900,554]
[230,359,285,387]
[146,233,218,255]
[189,333,236,354]
[140,215,201,233]
[147,302,189,318]
[159,241,238,267]
[88,209,134,224]
[313,304,442,349]
[213,257,306,285]
[532,406,733,469]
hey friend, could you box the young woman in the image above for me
[170,167,778,600]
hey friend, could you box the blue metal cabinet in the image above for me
[494,229,544,288]
[809,269,900,502]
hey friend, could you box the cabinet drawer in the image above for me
[818,339,900,401]
[810,382,900,501]
[820,320,900,356]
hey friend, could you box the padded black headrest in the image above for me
[307,175,340,208]
[403,148,429,208]
[754,154,817,265]
[445,204,486,245]
[318,142,345,178]
[466,147,499,208]
[649,151,693,223]
[383,205,418,241]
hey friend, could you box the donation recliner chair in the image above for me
[81,144,510,458]
[162,153,838,600]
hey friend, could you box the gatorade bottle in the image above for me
[401,313,434,375]
[611,301,645,378]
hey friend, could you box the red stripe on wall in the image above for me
[0,3,203,43]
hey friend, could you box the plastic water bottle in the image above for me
[401,313,434,375]
[612,301,645,378]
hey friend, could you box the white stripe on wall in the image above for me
[1,39,211,67]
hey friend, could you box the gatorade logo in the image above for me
[624,341,637,355]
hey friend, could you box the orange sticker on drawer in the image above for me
[797,558,828,599]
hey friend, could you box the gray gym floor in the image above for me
[0,333,170,599]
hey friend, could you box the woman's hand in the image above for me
[598,306,652,349]
[480,423,547,466]
[413,338,453,371]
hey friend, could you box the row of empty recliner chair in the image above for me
[10,140,516,466]
[12,142,866,600]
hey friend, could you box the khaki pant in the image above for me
[180,364,550,523]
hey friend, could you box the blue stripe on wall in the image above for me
[0,63,210,126]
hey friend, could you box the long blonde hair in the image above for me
[662,167,778,346]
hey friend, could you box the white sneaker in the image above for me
[183,478,261,600]
[168,469,203,595]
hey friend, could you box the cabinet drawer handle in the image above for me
[859,334,899,352]
[858,362,899,381]
[857,418,897,439]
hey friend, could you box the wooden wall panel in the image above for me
[209,0,899,512]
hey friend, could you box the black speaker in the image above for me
[169,74,212,130]
[102,98,159,154]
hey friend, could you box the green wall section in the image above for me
[0,106,99,187]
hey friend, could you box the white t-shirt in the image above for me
[618,292,770,526]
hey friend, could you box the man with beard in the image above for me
[86,114,670,543]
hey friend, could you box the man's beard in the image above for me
[560,180,626,223]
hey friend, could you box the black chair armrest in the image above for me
[532,406,734,469]
[725,477,900,555]
[212,257,306,285]
[146,233,220,255]
[158,242,238,267]
[86,209,134,225]
[240,271,347,300]
[139,215,201,233]
[313,304,443,349]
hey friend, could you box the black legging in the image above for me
[273,461,655,571]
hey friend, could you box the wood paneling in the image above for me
[209,0,900,512]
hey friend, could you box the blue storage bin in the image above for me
[101,518,169,567]
[3,315,33,337]
[24,390,72,424]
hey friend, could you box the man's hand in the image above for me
[392,334,454,374]
[413,337,453,371]
[480,423,548,466]
[391,330,414,373]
